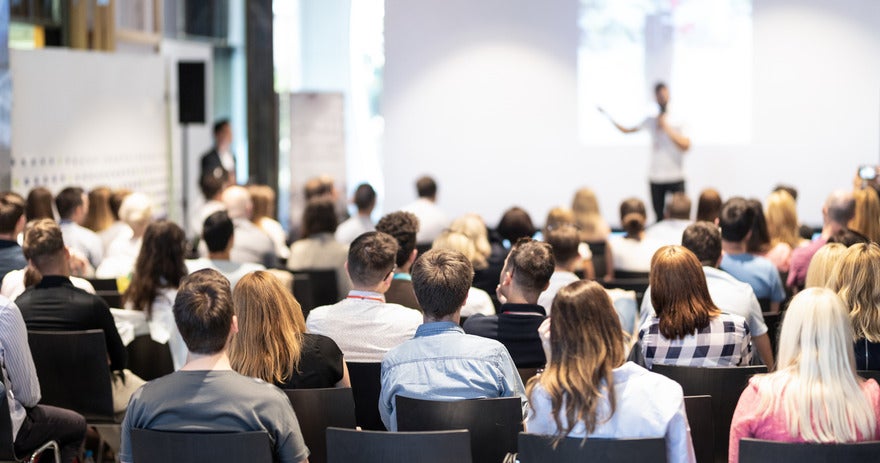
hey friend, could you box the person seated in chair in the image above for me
[376,211,421,311]
[186,211,265,290]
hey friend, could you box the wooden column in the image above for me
[0,0,9,190]
[245,0,278,191]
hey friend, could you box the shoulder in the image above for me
[463,314,497,330]
[303,332,342,354]
[384,302,423,321]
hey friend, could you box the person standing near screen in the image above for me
[601,83,691,222]
[200,119,236,185]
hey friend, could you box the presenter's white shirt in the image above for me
[641,114,687,183]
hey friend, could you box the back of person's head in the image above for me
[25,187,54,221]
[746,198,771,253]
[221,185,252,220]
[824,190,856,226]
[681,222,722,267]
[0,192,26,235]
[497,207,536,243]
[84,187,113,232]
[449,213,491,259]
[827,228,870,247]
[353,183,377,212]
[22,219,66,271]
[544,207,575,233]
[304,175,335,200]
[619,198,647,237]
[432,230,487,271]
[412,248,473,320]
[118,193,153,230]
[804,243,847,289]
[173,269,234,355]
[109,188,131,220]
[665,193,691,220]
[773,184,798,202]
[650,245,719,339]
[301,197,339,238]
[199,173,225,201]
[827,243,880,343]
[696,189,722,223]
[759,287,877,443]
[545,226,581,266]
[571,187,605,237]
[347,231,398,287]
[376,211,419,268]
[848,187,880,243]
[504,238,555,295]
[55,186,84,220]
[126,220,188,317]
[719,197,755,242]
[229,271,305,384]
[415,176,437,199]
[247,184,276,222]
[203,211,234,253]
[766,190,800,248]
[529,280,625,441]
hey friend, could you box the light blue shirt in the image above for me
[379,321,527,430]
[720,253,785,302]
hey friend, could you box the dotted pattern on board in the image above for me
[10,151,170,216]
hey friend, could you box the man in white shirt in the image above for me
[186,211,264,290]
[644,193,693,246]
[401,176,449,245]
[537,226,581,314]
[55,187,103,269]
[335,183,377,245]
[306,231,422,362]
[221,186,277,268]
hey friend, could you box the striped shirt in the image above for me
[639,313,751,369]
[0,296,41,437]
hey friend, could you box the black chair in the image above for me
[291,270,339,316]
[757,298,772,313]
[600,279,650,307]
[326,427,472,463]
[684,395,714,463]
[517,433,667,463]
[0,382,60,463]
[396,396,522,463]
[346,363,386,431]
[762,312,782,360]
[126,335,174,381]
[588,240,609,281]
[612,270,650,280]
[858,370,880,383]
[738,438,880,462]
[517,368,540,385]
[130,429,272,462]
[284,388,357,463]
[652,365,767,463]
[87,278,118,292]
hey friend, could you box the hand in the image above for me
[538,318,552,363]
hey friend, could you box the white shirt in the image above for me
[609,235,659,273]
[59,221,104,268]
[95,234,142,279]
[112,288,187,371]
[0,269,95,301]
[257,217,290,260]
[402,198,449,245]
[461,287,495,318]
[191,200,226,239]
[306,291,423,362]
[335,215,375,245]
[288,233,352,296]
[640,266,768,337]
[185,258,265,290]
[641,114,687,183]
[644,219,692,247]
[99,221,131,254]
[537,271,580,314]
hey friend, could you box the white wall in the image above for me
[383,0,880,227]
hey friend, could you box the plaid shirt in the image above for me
[638,312,751,369]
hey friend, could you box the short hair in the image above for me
[301,198,338,238]
[619,198,647,236]
[665,193,691,220]
[376,211,419,267]
[497,207,536,243]
[416,176,437,198]
[828,228,870,247]
[203,211,234,253]
[825,190,856,225]
[545,226,581,264]
[22,219,65,269]
[353,183,377,211]
[25,187,54,221]
[773,184,798,201]
[55,187,84,219]
[719,197,755,242]
[504,238,555,294]
[221,185,252,220]
[199,173,225,200]
[682,222,722,266]
[0,192,26,234]
[304,175,334,200]
[173,269,234,355]
[654,82,667,94]
[213,119,230,136]
[696,189,722,223]
[347,232,398,286]
[412,249,473,319]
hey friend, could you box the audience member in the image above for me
[464,238,554,368]
[828,228,871,247]
[402,176,449,245]
[336,183,377,244]
[849,187,880,243]
[431,230,495,317]
[222,186,278,268]
[200,119,236,184]
[119,269,310,463]
[609,197,656,274]
[0,192,27,284]
[526,281,694,463]
[97,192,153,278]
[25,187,54,222]
[83,186,114,234]
[773,184,815,240]
[497,207,537,246]
[379,249,526,430]
[304,174,337,201]
[764,190,803,274]
[719,198,786,312]
[803,243,847,289]
[191,173,227,239]
[787,190,854,289]
[542,207,595,280]
[639,246,751,369]
[187,211,265,289]
[827,243,880,371]
[745,199,772,255]
[230,271,349,389]
[645,192,692,246]
[306,232,422,362]
[375,211,421,310]
[101,188,132,251]
[56,186,103,268]
[287,198,351,297]
[696,188,722,223]
[572,188,613,279]
[728,288,880,462]
[537,226,581,313]
[451,213,507,311]
[248,184,290,261]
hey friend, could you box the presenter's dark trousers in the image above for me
[650,180,685,222]
[15,404,87,463]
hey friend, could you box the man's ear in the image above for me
[407,249,418,265]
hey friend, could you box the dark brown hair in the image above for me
[125,221,188,319]
[412,249,473,319]
[619,198,647,238]
[347,231,398,286]
[0,192,25,234]
[505,238,555,294]
[302,198,338,238]
[83,187,114,232]
[25,187,54,221]
[173,269,234,355]
[696,189,722,223]
[376,211,419,267]
[54,186,84,220]
[497,207,536,243]
[650,245,720,339]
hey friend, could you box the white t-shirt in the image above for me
[641,114,687,183]
[402,198,449,245]
[609,236,659,273]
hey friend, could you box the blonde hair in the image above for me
[826,243,880,342]
[83,187,114,232]
[449,213,491,259]
[248,184,277,223]
[804,243,847,289]
[432,230,487,271]
[544,207,575,232]
[848,188,880,243]
[766,190,801,248]
[751,288,876,443]
[229,271,305,385]
[571,188,608,240]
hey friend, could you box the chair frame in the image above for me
[0,383,60,463]
[326,427,472,463]
[130,428,272,463]
[517,432,667,463]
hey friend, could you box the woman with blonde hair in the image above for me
[96,193,153,278]
[432,230,495,317]
[452,213,507,310]
[230,270,350,389]
[827,243,880,370]
[764,190,803,273]
[247,184,290,260]
[639,246,751,369]
[848,187,880,243]
[449,213,492,264]
[729,288,880,462]
[526,280,694,462]
[803,242,846,289]
[571,188,613,280]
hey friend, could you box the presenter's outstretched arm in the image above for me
[598,107,640,134]
[658,114,691,151]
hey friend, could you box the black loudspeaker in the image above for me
[178,61,206,124]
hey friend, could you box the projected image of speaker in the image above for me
[178,61,205,124]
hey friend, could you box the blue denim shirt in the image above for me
[379,321,528,430]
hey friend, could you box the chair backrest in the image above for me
[762,312,782,360]
[651,364,767,463]
[346,362,386,430]
[738,438,880,462]
[27,330,115,421]
[126,335,174,381]
[588,241,609,281]
[600,279,650,307]
[87,278,119,292]
[130,429,272,462]
[396,396,523,463]
[517,433,667,463]
[0,382,17,460]
[326,427,472,463]
[684,395,714,463]
[858,370,880,383]
[292,269,338,316]
[757,298,771,313]
[285,388,357,463]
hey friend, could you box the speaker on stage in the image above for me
[178,61,206,124]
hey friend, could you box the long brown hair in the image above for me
[124,220,188,318]
[229,271,306,385]
[83,187,114,232]
[526,280,626,443]
[650,245,720,339]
